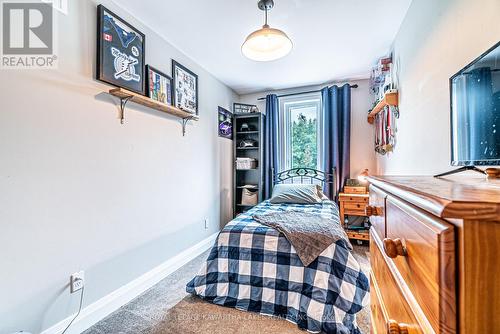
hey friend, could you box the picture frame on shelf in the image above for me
[218,106,233,140]
[96,4,145,95]
[233,103,259,114]
[146,65,173,106]
[172,60,199,115]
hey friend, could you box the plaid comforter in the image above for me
[186,200,369,334]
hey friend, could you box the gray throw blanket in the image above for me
[253,211,352,266]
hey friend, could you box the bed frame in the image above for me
[272,168,337,199]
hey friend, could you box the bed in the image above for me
[186,168,369,334]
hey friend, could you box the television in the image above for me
[451,41,500,166]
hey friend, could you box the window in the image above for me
[279,93,323,170]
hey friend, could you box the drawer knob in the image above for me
[387,320,409,334]
[383,238,407,258]
[365,205,382,216]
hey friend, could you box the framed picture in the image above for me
[96,5,145,95]
[146,65,172,105]
[233,103,259,114]
[172,60,199,115]
[218,107,233,139]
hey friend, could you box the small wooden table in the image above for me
[338,192,370,241]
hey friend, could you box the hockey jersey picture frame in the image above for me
[96,5,145,95]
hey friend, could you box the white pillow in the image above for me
[270,184,323,204]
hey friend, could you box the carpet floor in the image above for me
[83,244,370,334]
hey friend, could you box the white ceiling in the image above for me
[114,0,412,95]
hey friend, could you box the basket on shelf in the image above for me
[236,157,257,170]
[241,189,258,206]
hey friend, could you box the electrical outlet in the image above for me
[70,271,84,293]
[204,218,209,230]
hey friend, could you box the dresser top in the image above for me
[367,175,500,221]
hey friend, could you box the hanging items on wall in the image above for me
[218,107,233,139]
[370,55,393,99]
[97,4,199,136]
[374,104,398,155]
[96,5,146,95]
[172,60,199,115]
[146,65,173,105]
[369,55,399,155]
[233,103,259,114]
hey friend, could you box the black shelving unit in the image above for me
[233,113,265,217]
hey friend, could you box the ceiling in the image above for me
[114,0,413,95]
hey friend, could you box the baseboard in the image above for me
[40,232,219,334]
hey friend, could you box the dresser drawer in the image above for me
[370,271,389,334]
[371,231,423,334]
[340,194,369,203]
[385,196,456,334]
[368,185,387,239]
[344,202,366,211]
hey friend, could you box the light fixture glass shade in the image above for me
[242,25,293,62]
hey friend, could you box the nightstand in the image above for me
[338,192,370,241]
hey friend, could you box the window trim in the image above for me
[278,92,323,171]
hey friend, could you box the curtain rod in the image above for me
[257,84,359,101]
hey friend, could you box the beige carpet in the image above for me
[146,295,305,334]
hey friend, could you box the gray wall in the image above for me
[376,0,500,174]
[0,1,236,333]
[239,79,376,178]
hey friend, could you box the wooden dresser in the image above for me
[366,176,500,334]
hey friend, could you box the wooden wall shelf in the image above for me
[108,88,198,136]
[367,91,398,124]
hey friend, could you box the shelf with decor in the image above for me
[108,88,198,136]
[237,147,259,150]
[233,113,265,217]
[367,91,398,124]
[237,131,260,135]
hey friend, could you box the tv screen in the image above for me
[451,41,500,166]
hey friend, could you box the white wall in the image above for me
[0,1,236,333]
[376,0,500,175]
[239,79,376,178]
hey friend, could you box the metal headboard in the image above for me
[272,168,337,199]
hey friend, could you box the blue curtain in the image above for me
[321,84,351,199]
[264,94,280,199]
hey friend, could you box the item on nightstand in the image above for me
[357,169,370,182]
[344,177,367,194]
[241,189,258,206]
[236,157,257,170]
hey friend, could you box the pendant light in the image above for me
[242,0,293,62]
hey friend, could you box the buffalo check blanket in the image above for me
[186,200,369,334]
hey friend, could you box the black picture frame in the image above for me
[172,60,199,115]
[146,65,173,106]
[96,4,146,95]
[218,106,233,140]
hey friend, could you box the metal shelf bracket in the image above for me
[118,96,133,124]
[181,116,196,136]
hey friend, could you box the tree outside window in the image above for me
[280,94,322,171]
